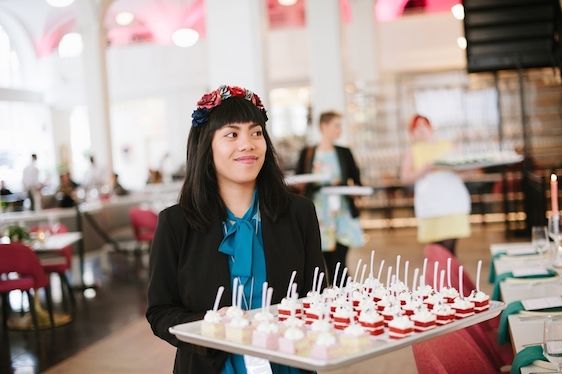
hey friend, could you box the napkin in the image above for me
[488,253,504,283]
[498,301,562,345]
[491,269,558,301]
[510,346,547,374]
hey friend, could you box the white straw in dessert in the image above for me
[360,264,367,284]
[312,267,319,294]
[439,270,445,292]
[377,260,385,281]
[433,261,439,289]
[412,268,419,291]
[370,250,375,278]
[287,270,297,298]
[291,283,298,299]
[354,259,363,282]
[404,260,410,290]
[232,278,239,306]
[422,258,428,284]
[237,284,244,308]
[447,258,452,288]
[396,255,401,282]
[340,267,348,288]
[459,265,464,298]
[261,282,268,310]
[476,260,482,292]
[316,272,325,293]
[386,266,393,288]
[266,287,273,311]
[213,286,225,312]
[333,262,341,288]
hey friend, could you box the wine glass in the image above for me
[532,226,549,254]
[550,215,561,243]
[544,317,562,373]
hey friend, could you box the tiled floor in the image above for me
[1,222,522,373]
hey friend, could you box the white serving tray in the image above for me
[434,154,523,171]
[284,174,330,185]
[169,301,504,371]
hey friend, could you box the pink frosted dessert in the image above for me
[310,332,341,360]
[388,316,414,339]
[433,302,456,325]
[451,297,475,319]
[278,327,307,355]
[252,309,275,327]
[200,310,225,338]
[281,316,306,333]
[410,309,437,332]
[357,309,385,336]
[466,290,490,312]
[307,318,333,339]
[339,324,371,352]
[251,321,280,349]
[225,305,244,322]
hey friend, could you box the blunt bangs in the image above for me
[208,96,267,131]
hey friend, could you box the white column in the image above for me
[205,0,268,101]
[306,0,347,143]
[347,0,379,83]
[76,0,113,176]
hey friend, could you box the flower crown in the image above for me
[191,85,268,127]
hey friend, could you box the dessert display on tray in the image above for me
[433,150,523,170]
[194,252,493,364]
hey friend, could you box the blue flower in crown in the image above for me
[191,85,267,127]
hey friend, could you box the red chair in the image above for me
[413,329,498,374]
[31,224,76,312]
[0,243,54,330]
[424,243,513,367]
[129,207,158,251]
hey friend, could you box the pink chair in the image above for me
[413,329,498,374]
[423,244,475,296]
[129,207,158,252]
[31,224,75,312]
[0,243,54,330]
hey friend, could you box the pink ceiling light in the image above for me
[375,0,461,21]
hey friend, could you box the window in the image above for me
[0,23,22,88]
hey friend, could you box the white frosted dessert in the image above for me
[440,287,459,303]
[332,306,354,330]
[339,324,370,352]
[225,316,251,344]
[357,309,385,336]
[201,310,225,338]
[308,318,333,339]
[252,309,274,327]
[451,297,475,318]
[304,302,328,324]
[402,298,423,316]
[413,284,433,300]
[363,277,382,293]
[356,298,376,316]
[466,290,490,312]
[225,305,244,321]
[388,316,414,339]
[381,304,402,326]
[423,292,444,310]
[433,302,455,325]
[277,297,302,320]
[410,309,437,332]
[372,287,389,302]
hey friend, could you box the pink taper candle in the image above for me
[552,174,559,216]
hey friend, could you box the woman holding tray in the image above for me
[400,114,471,255]
[146,85,325,374]
[295,111,365,277]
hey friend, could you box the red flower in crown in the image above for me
[250,94,264,109]
[197,90,222,109]
[228,86,246,97]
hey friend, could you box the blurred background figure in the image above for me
[146,168,163,184]
[56,172,78,208]
[295,110,365,278]
[400,114,471,255]
[112,173,129,196]
[83,155,107,192]
[0,180,12,195]
[22,153,43,210]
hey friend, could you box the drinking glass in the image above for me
[544,318,562,373]
[549,215,561,244]
[532,226,549,254]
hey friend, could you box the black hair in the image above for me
[179,96,288,231]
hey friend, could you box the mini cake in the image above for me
[388,316,414,339]
[252,308,275,327]
[451,297,475,319]
[356,298,376,317]
[433,302,456,325]
[413,284,433,300]
[322,287,339,302]
[225,304,244,322]
[307,318,333,339]
[389,281,408,296]
[466,290,490,312]
[351,290,365,308]
[397,291,412,306]
[363,277,382,293]
[376,295,398,312]
[357,309,385,336]
[423,292,444,310]
[332,306,354,330]
[281,316,306,332]
[278,327,308,355]
[225,316,251,344]
[200,310,225,338]
[310,332,341,360]
[381,305,402,326]
[302,292,321,310]
[304,303,328,324]
[372,287,388,302]
[277,297,302,320]
[440,287,459,304]
[329,296,349,315]
[251,321,280,349]
[339,324,371,352]
[410,309,437,332]
[402,298,423,316]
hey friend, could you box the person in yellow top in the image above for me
[400,114,471,255]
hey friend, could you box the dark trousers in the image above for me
[322,242,349,286]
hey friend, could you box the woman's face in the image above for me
[211,122,266,189]
[320,117,342,143]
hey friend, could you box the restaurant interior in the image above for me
[0,0,561,373]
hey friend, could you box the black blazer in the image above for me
[295,145,362,218]
[146,193,325,374]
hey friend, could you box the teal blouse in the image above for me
[219,190,301,374]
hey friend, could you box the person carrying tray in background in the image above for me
[146,85,325,374]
